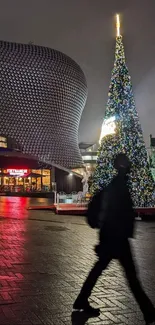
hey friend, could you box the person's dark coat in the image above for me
[96,169,135,258]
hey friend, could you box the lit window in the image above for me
[82,155,97,162]
[0,136,7,148]
[83,155,92,161]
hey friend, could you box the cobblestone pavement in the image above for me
[0,198,155,324]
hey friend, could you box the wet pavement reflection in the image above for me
[0,197,154,324]
[0,196,53,219]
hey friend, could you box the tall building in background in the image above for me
[0,41,87,195]
[91,15,154,207]
[0,41,87,169]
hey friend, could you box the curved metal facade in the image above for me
[0,41,87,168]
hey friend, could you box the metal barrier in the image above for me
[56,192,87,208]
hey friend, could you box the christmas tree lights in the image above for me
[91,15,154,207]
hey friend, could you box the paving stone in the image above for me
[0,208,155,324]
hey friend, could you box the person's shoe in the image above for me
[73,297,100,316]
[94,244,100,256]
[144,310,155,324]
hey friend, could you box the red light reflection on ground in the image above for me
[0,197,29,219]
[0,211,30,319]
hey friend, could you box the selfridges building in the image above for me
[0,41,87,169]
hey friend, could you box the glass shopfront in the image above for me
[0,168,51,193]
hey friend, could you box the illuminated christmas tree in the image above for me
[91,15,154,207]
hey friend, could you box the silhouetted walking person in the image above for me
[73,153,155,324]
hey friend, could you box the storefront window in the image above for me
[0,168,51,192]
[32,169,41,175]
[4,176,9,185]
[31,169,41,191]
[42,169,50,191]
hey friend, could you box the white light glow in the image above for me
[82,155,97,161]
[99,116,116,144]
[116,14,120,37]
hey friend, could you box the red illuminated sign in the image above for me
[7,169,28,176]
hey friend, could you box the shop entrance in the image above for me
[0,169,51,193]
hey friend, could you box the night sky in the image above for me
[0,0,155,147]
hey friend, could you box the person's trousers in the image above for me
[78,239,154,318]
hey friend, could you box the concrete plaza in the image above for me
[0,197,155,324]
